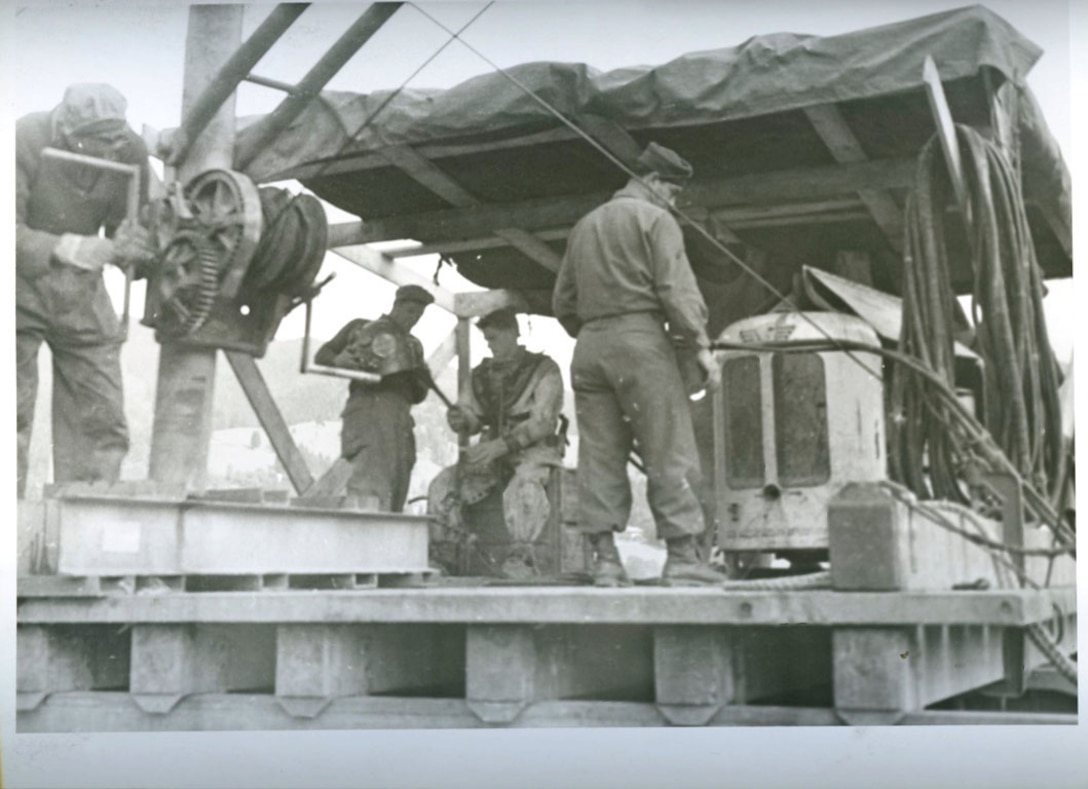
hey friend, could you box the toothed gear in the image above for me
[149,169,262,337]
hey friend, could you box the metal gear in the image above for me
[148,169,262,337]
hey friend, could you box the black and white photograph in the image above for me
[2,0,1082,786]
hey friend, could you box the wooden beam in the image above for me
[922,56,970,219]
[328,157,917,246]
[803,103,905,250]
[330,245,456,313]
[454,290,529,319]
[493,228,562,271]
[426,328,458,378]
[225,350,315,495]
[383,229,570,259]
[380,144,561,273]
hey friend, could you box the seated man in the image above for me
[428,308,565,577]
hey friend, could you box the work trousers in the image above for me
[571,312,705,540]
[341,388,416,512]
[17,267,128,497]
[428,442,560,544]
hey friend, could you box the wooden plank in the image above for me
[330,245,456,313]
[226,351,314,495]
[16,586,1076,627]
[922,55,970,218]
[803,103,904,250]
[299,457,354,499]
[426,327,458,379]
[493,228,562,271]
[384,228,570,259]
[327,157,917,246]
[454,290,530,319]
[380,144,478,206]
[18,690,1076,732]
[381,144,562,273]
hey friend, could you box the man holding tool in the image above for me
[553,142,723,587]
[316,284,436,511]
[16,83,155,497]
[427,308,566,577]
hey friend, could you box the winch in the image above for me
[141,168,326,356]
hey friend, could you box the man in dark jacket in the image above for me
[553,142,723,586]
[16,83,154,497]
[316,285,435,511]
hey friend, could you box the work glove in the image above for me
[111,219,157,271]
[52,233,115,273]
[447,406,470,433]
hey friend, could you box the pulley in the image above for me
[144,168,263,338]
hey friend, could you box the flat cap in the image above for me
[636,142,693,184]
[477,307,520,331]
[394,284,435,306]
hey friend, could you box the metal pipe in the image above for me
[166,3,310,167]
[234,2,403,171]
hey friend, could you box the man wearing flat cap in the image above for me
[553,141,723,586]
[316,284,436,511]
[428,307,565,576]
[16,83,156,496]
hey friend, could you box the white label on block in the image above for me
[101,520,142,553]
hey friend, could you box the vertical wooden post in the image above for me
[148,5,244,491]
[465,625,536,723]
[654,626,735,725]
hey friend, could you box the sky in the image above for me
[1,2,1085,787]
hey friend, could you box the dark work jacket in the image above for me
[15,110,150,341]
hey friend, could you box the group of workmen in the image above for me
[17,84,724,587]
[317,142,724,587]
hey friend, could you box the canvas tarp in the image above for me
[240,5,1046,183]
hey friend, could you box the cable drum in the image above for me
[244,188,329,297]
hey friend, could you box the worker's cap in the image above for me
[393,284,435,307]
[477,307,520,332]
[55,83,128,137]
[636,142,693,184]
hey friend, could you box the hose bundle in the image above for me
[892,125,1066,509]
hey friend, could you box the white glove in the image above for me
[53,233,114,273]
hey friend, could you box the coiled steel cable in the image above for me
[894,126,1066,510]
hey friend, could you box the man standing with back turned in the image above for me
[553,142,722,587]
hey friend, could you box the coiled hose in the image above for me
[892,127,1066,507]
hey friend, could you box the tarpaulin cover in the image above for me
[240,5,1045,183]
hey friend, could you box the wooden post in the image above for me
[465,625,536,724]
[653,626,735,725]
[149,5,244,491]
[129,623,276,714]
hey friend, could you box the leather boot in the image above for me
[662,535,724,586]
[590,531,631,587]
